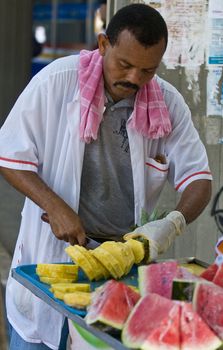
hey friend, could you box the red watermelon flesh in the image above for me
[212,264,223,288]
[138,260,178,298]
[193,282,223,340]
[85,279,140,330]
[200,264,219,281]
[122,293,180,349]
[181,302,222,350]
[141,303,180,350]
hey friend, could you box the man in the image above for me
[0,4,212,350]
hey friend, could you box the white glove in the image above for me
[123,211,186,260]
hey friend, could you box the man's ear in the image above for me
[97,33,110,56]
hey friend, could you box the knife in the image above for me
[85,237,101,249]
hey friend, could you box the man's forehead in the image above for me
[113,29,137,46]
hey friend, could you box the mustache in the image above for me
[114,81,139,91]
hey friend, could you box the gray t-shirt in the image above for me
[78,93,135,241]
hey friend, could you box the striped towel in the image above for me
[78,49,172,143]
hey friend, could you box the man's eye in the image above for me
[143,69,156,75]
[120,62,131,69]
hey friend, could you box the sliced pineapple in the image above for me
[100,241,126,276]
[124,239,145,264]
[88,250,110,280]
[117,242,135,274]
[51,282,91,293]
[39,276,77,284]
[63,291,91,309]
[65,246,95,280]
[75,245,108,281]
[92,246,123,279]
[36,263,78,278]
[53,290,65,300]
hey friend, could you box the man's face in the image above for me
[98,30,166,102]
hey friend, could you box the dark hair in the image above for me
[106,4,168,49]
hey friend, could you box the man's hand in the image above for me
[41,208,86,246]
[124,211,186,260]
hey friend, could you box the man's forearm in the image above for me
[175,179,212,224]
[0,166,86,245]
[0,167,67,214]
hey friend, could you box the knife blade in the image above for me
[85,237,101,249]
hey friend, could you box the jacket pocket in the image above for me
[145,157,169,213]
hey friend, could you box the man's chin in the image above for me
[112,87,136,101]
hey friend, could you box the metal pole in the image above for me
[51,0,58,58]
[86,0,96,49]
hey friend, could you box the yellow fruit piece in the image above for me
[88,250,110,279]
[65,246,95,280]
[36,264,78,278]
[39,276,77,284]
[124,239,145,264]
[63,291,91,309]
[100,242,126,276]
[75,246,105,281]
[53,290,65,300]
[117,242,135,274]
[92,247,123,279]
[51,283,91,293]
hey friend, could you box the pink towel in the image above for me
[79,49,172,143]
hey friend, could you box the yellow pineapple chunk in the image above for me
[100,241,126,276]
[39,276,77,284]
[125,239,145,264]
[75,245,109,280]
[53,290,65,300]
[65,245,95,280]
[51,283,91,293]
[63,291,91,309]
[36,263,78,278]
[117,242,135,274]
[92,246,123,278]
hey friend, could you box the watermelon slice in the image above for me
[212,265,223,288]
[181,302,222,350]
[85,280,140,330]
[200,264,219,282]
[193,282,223,340]
[122,293,180,349]
[138,260,178,298]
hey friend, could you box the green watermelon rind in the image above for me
[138,265,147,296]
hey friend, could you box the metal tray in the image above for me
[11,257,208,350]
[12,263,139,350]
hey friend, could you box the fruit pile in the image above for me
[36,263,78,284]
[85,261,223,350]
[36,263,92,308]
[36,245,223,349]
[65,238,149,281]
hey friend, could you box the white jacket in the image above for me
[0,55,212,349]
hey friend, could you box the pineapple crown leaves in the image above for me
[130,208,169,231]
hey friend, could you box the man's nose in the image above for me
[126,68,143,86]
